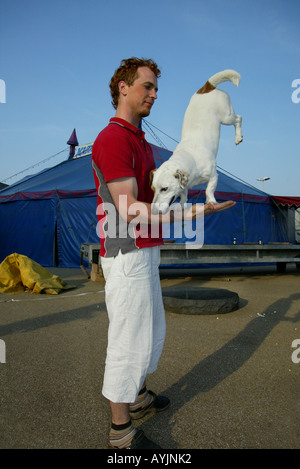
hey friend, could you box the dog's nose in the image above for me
[151,203,159,215]
[151,202,169,215]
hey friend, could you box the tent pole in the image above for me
[241,193,247,243]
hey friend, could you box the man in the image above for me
[92,58,235,449]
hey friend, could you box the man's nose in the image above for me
[150,89,158,99]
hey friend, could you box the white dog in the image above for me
[151,69,243,214]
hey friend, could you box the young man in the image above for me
[92,58,235,449]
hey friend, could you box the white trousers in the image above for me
[101,246,166,403]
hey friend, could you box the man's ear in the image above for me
[118,80,128,97]
[149,169,157,189]
[175,169,189,189]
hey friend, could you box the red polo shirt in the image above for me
[92,117,163,257]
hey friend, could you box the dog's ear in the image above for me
[175,169,189,189]
[149,169,156,189]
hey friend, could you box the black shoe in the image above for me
[126,429,162,449]
[130,390,170,420]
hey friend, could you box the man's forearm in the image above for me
[126,198,204,225]
[105,192,236,226]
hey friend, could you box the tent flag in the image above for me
[67,128,79,160]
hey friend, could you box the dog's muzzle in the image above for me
[151,195,177,215]
[151,202,170,215]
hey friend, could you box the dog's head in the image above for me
[150,164,189,214]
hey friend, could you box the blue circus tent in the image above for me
[0,143,290,268]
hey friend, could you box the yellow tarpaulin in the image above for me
[0,253,76,294]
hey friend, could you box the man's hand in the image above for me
[203,200,236,216]
[185,201,236,220]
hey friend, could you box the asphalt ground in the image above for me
[0,263,299,450]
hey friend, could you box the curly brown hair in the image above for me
[109,57,161,109]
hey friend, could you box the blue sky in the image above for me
[1,0,299,196]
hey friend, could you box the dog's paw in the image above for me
[235,135,243,145]
[205,199,218,205]
[205,194,218,205]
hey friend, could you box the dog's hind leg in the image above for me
[222,110,243,145]
[220,96,243,145]
[234,114,243,145]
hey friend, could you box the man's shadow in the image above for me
[142,293,300,448]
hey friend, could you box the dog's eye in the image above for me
[160,187,168,192]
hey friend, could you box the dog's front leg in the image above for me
[205,172,218,204]
[179,189,188,207]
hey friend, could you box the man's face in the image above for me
[123,66,158,118]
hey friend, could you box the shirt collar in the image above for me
[109,117,145,138]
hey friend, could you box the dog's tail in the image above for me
[197,69,241,94]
